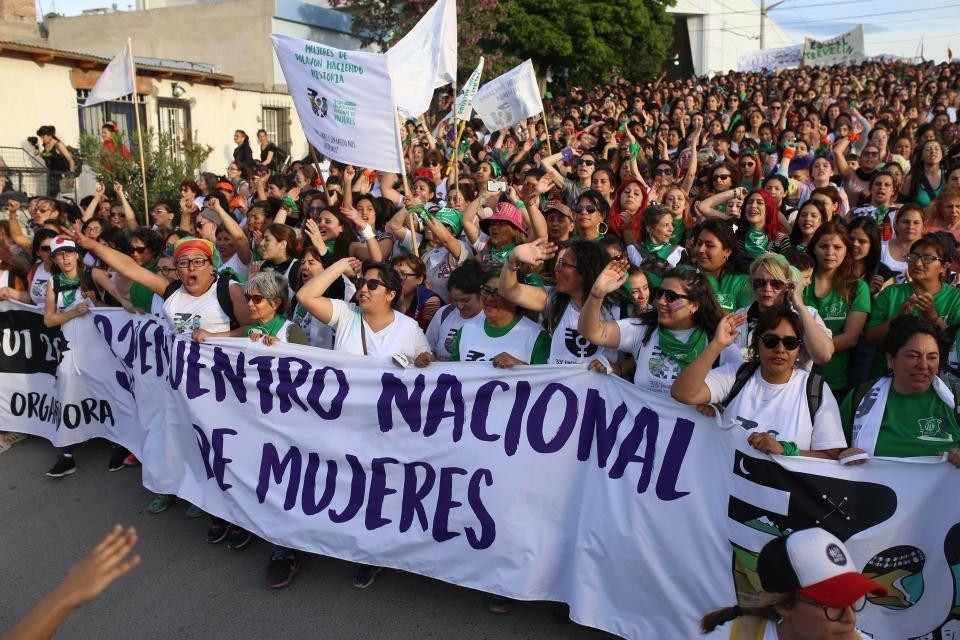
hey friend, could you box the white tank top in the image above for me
[29,263,52,307]
[162,281,234,335]
[457,313,543,363]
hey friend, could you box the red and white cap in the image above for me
[758,528,887,608]
[50,236,77,255]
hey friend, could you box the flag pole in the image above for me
[395,110,418,256]
[542,110,553,158]
[128,37,149,226]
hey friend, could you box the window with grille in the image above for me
[261,106,291,155]
[76,90,147,149]
[157,98,192,160]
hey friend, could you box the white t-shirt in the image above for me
[326,299,429,359]
[732,303,832,371]
[291,302,334,349]
[424,241,470,303]
[705,363,846,450]
[545,296,626,365]
[221,252,250,283]
[162,281,239,335]
[29,262,51,307]
[425,304,472,360]
[455,313,544,363]
[617,322,740,397]
[879,241,907,276]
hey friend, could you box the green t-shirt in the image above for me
[669,217,685,245]
[449,316,551,364]
[841,385,960,457]
[707,272,752,313]
[803,275,871,390]
[129,262,157,313]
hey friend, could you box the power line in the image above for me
[871,31,960,44]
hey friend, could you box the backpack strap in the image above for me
[440,304,456,324]
[216,275,239,329]
[717,362,760,414]
[161,280,182,301]
[805,372,825,423]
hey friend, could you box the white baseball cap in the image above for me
[50,236,77,255]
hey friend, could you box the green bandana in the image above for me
[873,205,888,225]
[325,240,336,253]
[245,314,286,339]
[745,228,769,257]
[488,242,516,264]
[642,239,671,260]
[657,327,707,367]
[670,217,685,244]
[56,274,80,308]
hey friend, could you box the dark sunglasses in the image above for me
[653,167,674,177]
[579,159,595,167]
[654,289,690,303]
[753,277,786,291]
[427,161,442,167]
[244,294,274,304]
[758,334,802,350]
[358,278,389,291]
[713,174,732,181]
[575,204,598,214]
[130,246,149,254]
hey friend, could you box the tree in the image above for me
[329,0,675,85]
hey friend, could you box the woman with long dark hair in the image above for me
[691,220,752,313]
[233,130,254,169]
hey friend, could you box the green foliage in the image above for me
[79,130,212,224]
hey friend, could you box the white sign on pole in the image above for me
[737,44,804,72]
[271,34,404,172]
[454,57,484,121]
[471,59,544,131]
[803,25,865,67]
[84,43,134,107]
[387,0,457,119]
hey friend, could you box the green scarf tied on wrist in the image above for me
[657,327,707,367]
[245,314,286,339]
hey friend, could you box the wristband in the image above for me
[514,201,526,209]
[778,440,800,456]
[505,261,521,272]
[360,224,375,240]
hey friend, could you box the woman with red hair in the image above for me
[609,179,647,247]
[734,188,791,270]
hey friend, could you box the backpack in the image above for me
[717,361,825,423]
[162,274,239,329]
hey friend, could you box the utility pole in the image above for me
[760,0,787,49]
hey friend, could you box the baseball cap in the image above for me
[50,236,77,255]
[543,200,574,220]
[758,528,887,608]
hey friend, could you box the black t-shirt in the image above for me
[260,143,282,170]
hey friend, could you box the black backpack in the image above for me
[716,361,825,423]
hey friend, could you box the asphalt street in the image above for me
[0,437,618,640]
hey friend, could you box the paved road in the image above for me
[0,437,618,640]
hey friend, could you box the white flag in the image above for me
[271,34,405,173]
[387,0,457,118]
[454,57,484,121]
[471,59,543,131]
[84,43,134,108]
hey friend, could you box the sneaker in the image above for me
[46,455,77,478]
[487,596,517,614]
[123,453,140,467]
[351,565,383,589]
[0,432,27,454]
[266,555,300,589]
[107,448,126,472]
[147,494,176,514]
[226,526,253,550]
[206,521,229,544]
[184,504,204,519]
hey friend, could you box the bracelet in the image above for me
[514,201,526,209]
[505,261,521,272]
[778,440,800,456]
[360,225,375,241]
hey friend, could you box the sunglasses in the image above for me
[130,246,149,254]
[758,334,802,350]
[579,159,595,167]
[713,174,732,181]
[655,289,690,303]
[575,204,598,214]
[427,161,441,167]
[752,277,786,291]
[358,278,389,291]
[653,168,674,177]
[244,294,275,304]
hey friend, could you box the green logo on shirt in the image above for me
[917,417,953,443]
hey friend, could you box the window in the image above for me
[261,106,291,155]
[157,98,192,161]
[76,90,147,149]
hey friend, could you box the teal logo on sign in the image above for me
[333,100,356,126]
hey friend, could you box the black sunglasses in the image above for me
[758,334,802,350]
[358,278,389,291]
[244,294,276,304]
[655,289,690,303]
[713,174,732,181]
[579,159,595,167]
[654,167,675,177]
[575,204,598,214]
[752,277,785,291]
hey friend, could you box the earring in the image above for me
[597,222,608,236]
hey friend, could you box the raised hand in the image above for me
[53,524,140,609]
[591,258,629,297]
[509,238,558,266]
[713,313,746,348]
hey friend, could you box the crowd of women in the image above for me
[2,57,960,635]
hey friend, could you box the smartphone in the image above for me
[487,180,507,193]
[561,148,574,163]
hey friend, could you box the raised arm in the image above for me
[114,183,139,230]
[69,223,168,296]
[210,198,251,265]
[833,136,853,180]
[6,201,32,251]
[83,183,106,222]
[671,314,745,405]
[499,240,556,311]
[577,259,629,349]
[540,149,571,188]
[296,256,360,324]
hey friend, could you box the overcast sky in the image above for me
[36,0,960,63]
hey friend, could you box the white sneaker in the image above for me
[0,432,27,454]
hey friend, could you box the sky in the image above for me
[34,0,960,63]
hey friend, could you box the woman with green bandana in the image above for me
[803,221,871,399]
[464,202,545,291]
[386,204,469,302]
[628,205,683,268]
[848,171,899,240]
[580,262,738,398]
[734,189,791,270]
[692,220,752,313]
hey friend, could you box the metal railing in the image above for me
[0,145,79,203]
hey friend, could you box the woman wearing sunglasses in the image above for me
[572,189,613,243]
[580,262,737,397]
[674,305,845,459]
[126,229,163,313]
[692,220,752,313]
[732,253,834,370]
[738,150,763,192]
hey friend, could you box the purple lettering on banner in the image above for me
[168,340,187,390]
[301,454,337,516]
[276,356,310,413]
[116,319,138,368]
[468,380,508,442]
[365,456,399,530]
[432,466,467,542]
[608,407,658,494]
[577,389,629,467]
[526,382,578,454]
[423,373,465,440]
[465,468,496,550]
[328,454,366,523]
[192,424,236,491]
[305,366,349,420]
[377,372,425,433]
[399,461,436,533]
[655,418,693,501]
[93,314,113,344]
[503,381,531,456]
[248,355,275,413]
[136,319,157,375]
[185,341,210,400]
[211,347,247,403]
[256,443,302,511]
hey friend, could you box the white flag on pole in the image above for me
[454,57,484,121]
[270,34,405,173]
[84,43,134,108]
[387,0,457,119]
[471,59,543,131]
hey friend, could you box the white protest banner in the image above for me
[271,34,404,172]
[803,24,865,67]
[387,0,457,119]
[83,43,134,107]
[471,59,544,131]
[4,303,960,640]
[454,57,484,121]
[737,44,803,73]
